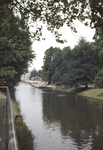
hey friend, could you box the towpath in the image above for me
[0,94,7,150]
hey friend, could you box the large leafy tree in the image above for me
[1,0,103,42]
[52,70,61,84]
[95,68,103,88]
[42,47,63,84]
[67,38,99,87]
[29,68,38,80]
[1,0,103,87]
[51,48,62,73]
[42,39,100,86]
[60,46,72,84]
[42,47,54,84]
[0,6,35,87]
[94,29,103,88]
[38,70,42,78]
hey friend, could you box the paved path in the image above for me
[0,98,7,150]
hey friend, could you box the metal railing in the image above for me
[0,86,19,150]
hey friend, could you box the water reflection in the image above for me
[42,90,103,150]
[15,83,103,150]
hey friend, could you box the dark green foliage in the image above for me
[95,69,103,88]
[51,48,62,73]
[29,69,42,79]
[67,38,99,87]
[94,29,103,89]
[0,5,35,87]
[61,73,69,85]
[29,69,38,80]
[42,47,63,84]
[93,29,103,68]
[1,0,103,43]
[1,0,103,87]
[38,70,42,78]
[42,38,100,87]
[94,29,103,88]
[52,70,61,84]
[42,47,54,84]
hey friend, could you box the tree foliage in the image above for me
[42,47,54,84]
[94,29,103,88]
[1,0,103,42]
[67,38,99,87]
[29,69,42,80]
[0,6,35,87]
[42,47,63,84]
[29,68,38,80]
[95,69,103,88]
[1,0,103,87]
[42,38,100,87]
[52,70,61,84]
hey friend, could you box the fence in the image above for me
[0,86,19,150]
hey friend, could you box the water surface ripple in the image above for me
[15,83,103,150]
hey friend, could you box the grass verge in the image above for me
[11,99,35,150]
[57,86,103,100]
[0,91,7,99]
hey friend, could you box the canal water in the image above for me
[15,82,103,150]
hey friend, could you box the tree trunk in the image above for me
[85,84,88,88]
[48,81,51,85]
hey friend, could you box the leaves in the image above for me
[42,38,100,86]
[95,68,103,88]
[0,6,35,87]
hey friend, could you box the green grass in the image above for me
[57,86,70,91]
[79,88,103,100]
[11,99,35,150]
[0,89,35,149]
[57,86,103,101]
[0,92,7,99]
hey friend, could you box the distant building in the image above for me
[21,72,30,80]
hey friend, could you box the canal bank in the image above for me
[15,82,103,150]
[10,89,35,150]
[57,86,103,101]
[24,80,103,101]
[25,80,57,89]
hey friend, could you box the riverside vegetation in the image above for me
[1,1,103,149]
[0,90,34,150]
[11,98,35,150]
[57,85,103,101]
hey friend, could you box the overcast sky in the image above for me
[29,20,95,71]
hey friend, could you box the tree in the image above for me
[94,29,103,88]
[95,69,103,88]
[67,38,99,87]
[42,47,63,84]
[52,70,61,84]
[1,0,103,87]
[51,48,62,73]
[0,7,35,87]
[61,47,72,75]
[29,68,38,80]
[38,70,42,78]
[93,29,103,68]
[61,73,69,85]
[42,47,54,84]
[1,0,103,43]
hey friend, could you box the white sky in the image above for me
[29,20,95,71]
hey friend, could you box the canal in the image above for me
[15,82,103,150]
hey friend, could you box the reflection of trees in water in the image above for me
[42,90,103,150]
